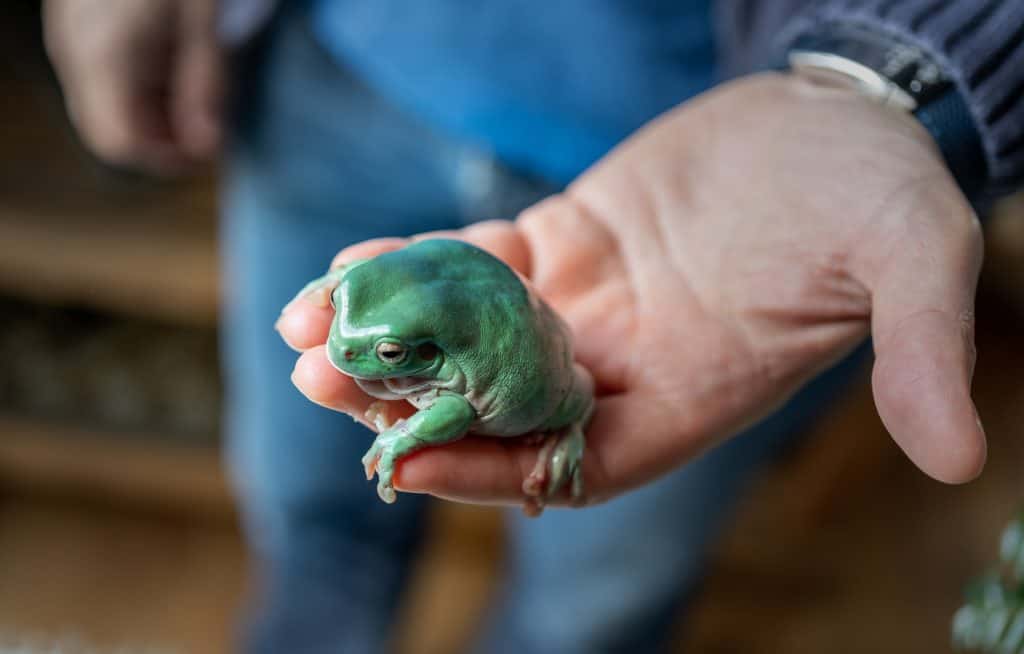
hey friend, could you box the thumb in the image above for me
[867,202,986,484]
[173,0,224,158]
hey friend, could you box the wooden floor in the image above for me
[0,498,246,654]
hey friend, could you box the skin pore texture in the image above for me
[295,239,594,515]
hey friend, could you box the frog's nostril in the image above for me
[343,348,355,360]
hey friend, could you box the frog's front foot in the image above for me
[289,267,349,311]
[522,422,586,516]
[361,422,411,504]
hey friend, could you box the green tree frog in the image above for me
[295,239,594,514]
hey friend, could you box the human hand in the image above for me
[44,0,223,174]
[278,73,985,507]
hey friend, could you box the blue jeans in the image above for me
[222,9,861,653]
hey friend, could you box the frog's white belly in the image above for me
[353,375,504,433]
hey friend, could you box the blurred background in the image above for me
[2,1,1024,652]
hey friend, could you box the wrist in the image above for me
[777,69,949,170]
[786,23,988,205]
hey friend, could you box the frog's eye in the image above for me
[416,343,439,361]
[375,341,408,365]
[328,289,337,310]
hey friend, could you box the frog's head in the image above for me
[326,326,443,380]
[323,275,445,382]
[321,240,511,389]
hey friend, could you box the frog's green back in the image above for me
[343,239,573,431]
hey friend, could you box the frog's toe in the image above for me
[522,437,557,498]
[375,453,399,503]
[521,497,545,518]
[546,447,571,498]
[289,268,347,310]
[522,424,586,506]
[544,423,586,500]
[376,478,397,504]
[365,401,401,433]
[570,464,585,506]
[544,455,580,501]
[361,441,382,480]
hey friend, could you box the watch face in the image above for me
[878,41,949,105]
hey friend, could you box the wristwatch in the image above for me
[788,24,988,202]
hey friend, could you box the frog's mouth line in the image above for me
[355,376,435,399]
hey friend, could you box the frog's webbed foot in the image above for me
[521,421,586,517]
[361,402,397,481]
[365,401,397,433]
[287,261,368,312]
[360,393,476,505]
[360,422,411,503]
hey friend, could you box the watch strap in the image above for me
[913,84,987,203]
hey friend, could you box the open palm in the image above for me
[279,73,986,507]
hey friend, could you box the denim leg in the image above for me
[476,352,867,654]
[222,192,431,653]
[219,9,548,653]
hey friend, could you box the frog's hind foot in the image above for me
[522,436,558,498]
[521,422,586,516]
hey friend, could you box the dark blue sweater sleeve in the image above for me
[773,1,1024,197]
